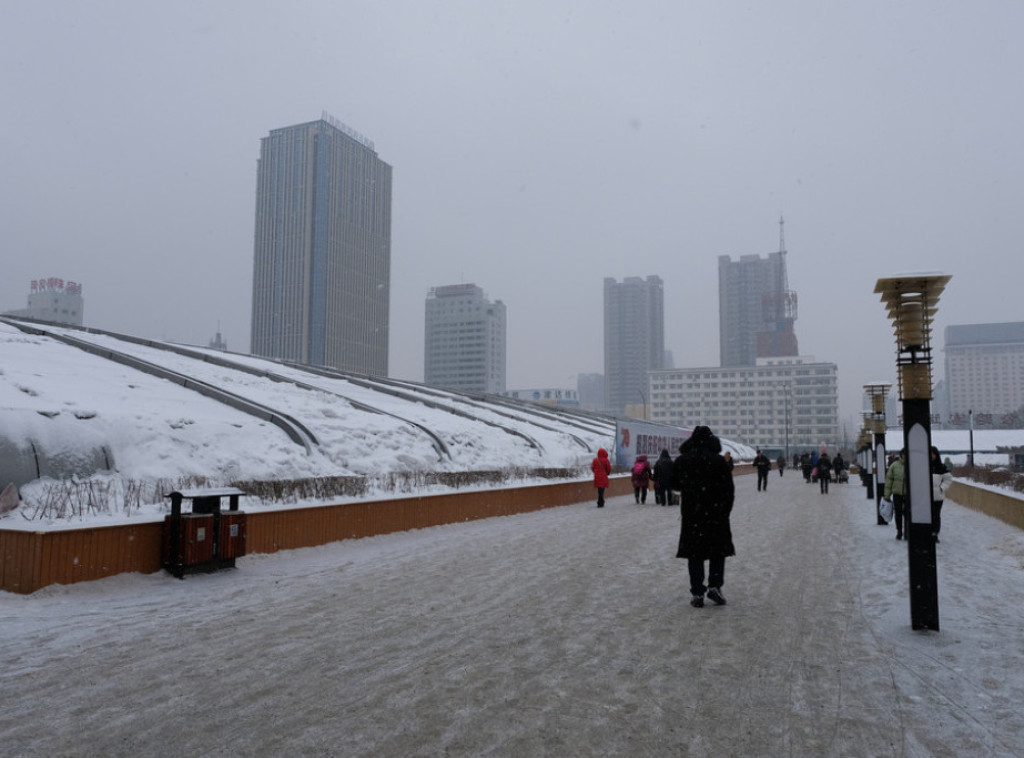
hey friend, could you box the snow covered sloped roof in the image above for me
[0,319,617,491]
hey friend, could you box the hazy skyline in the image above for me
[3,1,1022,430]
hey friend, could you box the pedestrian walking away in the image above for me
[753,449,771,491]
[631,454,652,504]
[592,448,611,508]
[801,452,813,483]
[777,453,786,477]
[833,452,846,483]
[652,448,674,506]
[817,451,832,494]
[672,425,736,608]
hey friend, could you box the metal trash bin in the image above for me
[162,487,247,578]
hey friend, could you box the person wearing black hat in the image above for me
[671,425,736,608]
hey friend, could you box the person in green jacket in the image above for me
[884,449,908,540]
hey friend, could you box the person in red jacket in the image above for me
[592,448,611,508]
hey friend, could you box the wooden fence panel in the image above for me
[1,477,634,594]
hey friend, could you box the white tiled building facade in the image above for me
[649,356,839,453]
[944,322,1024,425]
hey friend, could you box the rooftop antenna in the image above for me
[769,215,797,322]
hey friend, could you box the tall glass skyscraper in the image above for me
[604,276,664,415]
[250,115,392,375]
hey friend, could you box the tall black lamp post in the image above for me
[875,273,951,631]
[864,382,892,524]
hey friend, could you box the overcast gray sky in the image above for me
[2,1,1022,431]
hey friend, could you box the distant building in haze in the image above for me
[604,275,664,415]
[250,113,392,375]
[944,321,1024,426]
[208,329,228,351]
[3,278,84,326]
[424,283,506,395]
[503,388,579,406]
[577,372,605,412]
[718,220,798,367]
[650,355,839,453]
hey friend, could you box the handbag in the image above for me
[879,498,894,523]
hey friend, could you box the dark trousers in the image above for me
[596,487,605,508]
[820,473,830,493]
[757,470,769,490]
[634,486,647,504]
[931,499,943,535]
[689,557,726,596]
[654,486,666,505]
[893,494,907,536]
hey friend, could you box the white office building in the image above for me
[3,278,84,326]
[649,355,839,454]
[944,322,1024,426]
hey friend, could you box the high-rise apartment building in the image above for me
[604,276,664,414]
[424,284,506,395]
[250,114,392,375]
[718,223,798,367]
[944,322,1024,424]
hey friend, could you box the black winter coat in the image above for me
[672,429,736,560]
[652,451,674,489]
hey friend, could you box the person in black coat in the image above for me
[753,449,771,491]
[652,448,674,506]
[818,452,832,494]
[672,426,736,608]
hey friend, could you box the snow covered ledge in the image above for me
[946,479,1024,532]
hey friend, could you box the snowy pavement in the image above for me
[3,473,1024,757]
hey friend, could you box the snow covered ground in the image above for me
[3,473,1023,757]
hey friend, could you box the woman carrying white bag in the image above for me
[879,495,894,524]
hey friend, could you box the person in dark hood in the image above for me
[591,448,611,508]
[671,426,736,608]
[652,449,674,506]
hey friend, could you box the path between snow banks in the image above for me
[2,474,1024,757]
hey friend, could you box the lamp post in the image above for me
[783,382,791,462]
[875,272,951,631]
[968,409,975,469]
[864,382,892,523]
